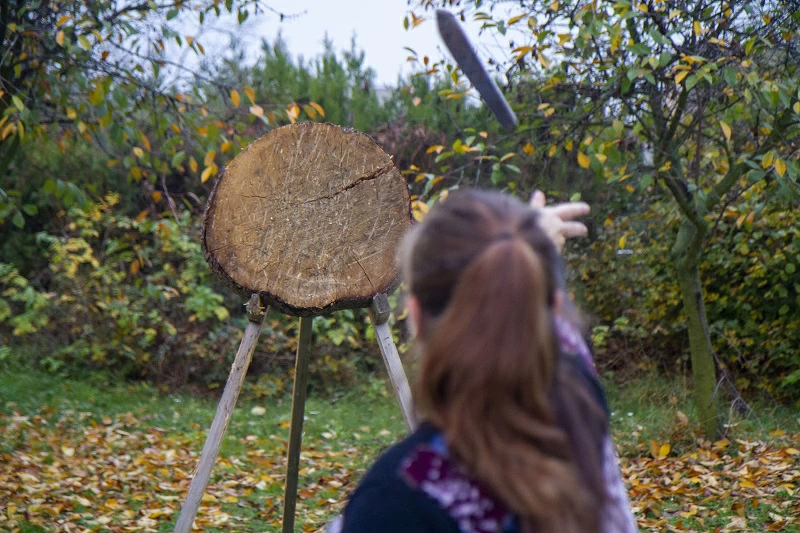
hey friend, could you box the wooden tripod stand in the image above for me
[173,123,416,532]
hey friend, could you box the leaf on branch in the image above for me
[426,145,445,154]
[412,200,430,222]
[230,90,240,107]
[537,52,550,69]
[577,152,590,168]
[675,71,689,86]
[56,31,65,46]
[12,95,24,112]
[762,151,775,169]
[140,132,151,152]
[201,164,218,183]
[774,158,786,177]
[286,103,300,123]
[249,105,264,117]
[309,102,325,117]
[720,121,732,142]
[243,87,256,105]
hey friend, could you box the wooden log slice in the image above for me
[202,123,411,316]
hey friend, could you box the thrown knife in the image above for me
[436,9,518,132]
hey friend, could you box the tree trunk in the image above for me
[672,220,720,437]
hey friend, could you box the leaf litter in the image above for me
[1,408,798,532]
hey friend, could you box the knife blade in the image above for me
[436,9,518,132]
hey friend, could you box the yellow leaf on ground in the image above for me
[659,443,671,458]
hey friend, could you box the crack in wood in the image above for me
[355,257,376,292]
[300,163,394,205]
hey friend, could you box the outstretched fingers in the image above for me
[549,202,591,222]
[561,221,589,238]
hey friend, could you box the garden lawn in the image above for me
[1,368,798,532]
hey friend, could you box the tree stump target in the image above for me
[175,123,417,533]
[202,122,411,316]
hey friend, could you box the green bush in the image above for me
[1,194,240,381]
[0,194,398,391]
[571,190,800,403]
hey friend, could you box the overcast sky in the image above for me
[247,0,489,87]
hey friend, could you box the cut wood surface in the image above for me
[203,123,411,316]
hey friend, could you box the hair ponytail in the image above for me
[405,190,607,533]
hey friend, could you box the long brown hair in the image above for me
[403,190,609,533]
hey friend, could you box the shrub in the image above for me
[571,190,800,403]
[0,194,394,391]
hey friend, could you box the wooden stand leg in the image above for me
[282,316,313,533]
[369,294,418,431]
[174,296,267,533]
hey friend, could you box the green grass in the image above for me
[604,373,800,451]
[1,365,798,532]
